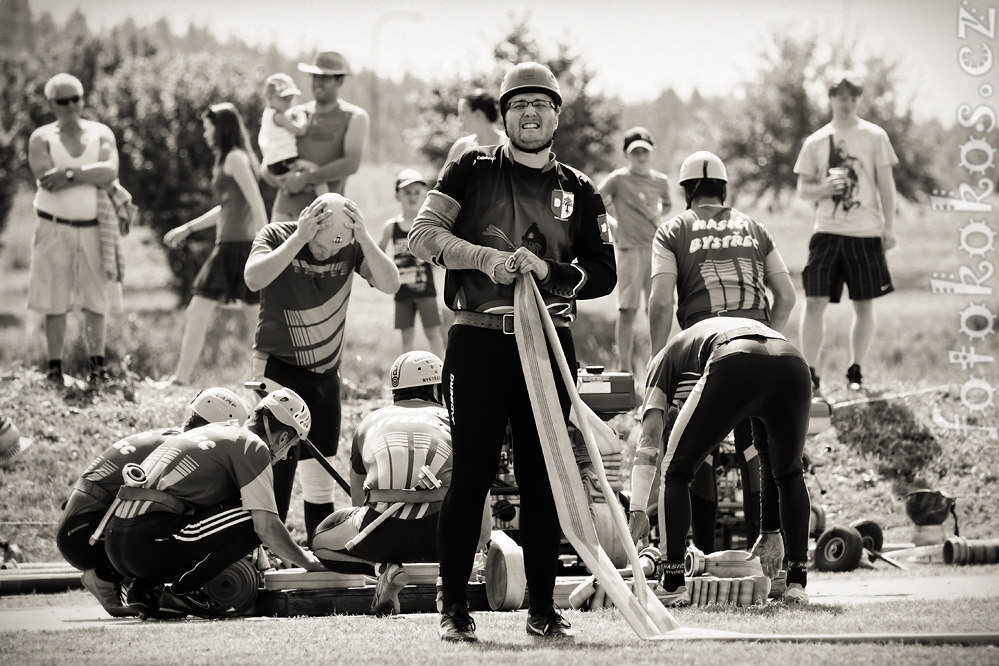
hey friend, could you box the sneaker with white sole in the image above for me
[439,603,477,643]
[371,563,408,616]
[526,606,574,640]
[782,583,809,605]
[159,588,235,618]
[81,569,134,618]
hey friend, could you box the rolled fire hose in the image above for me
[514,275,678,638]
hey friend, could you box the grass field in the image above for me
[1,593,998,664]
[0,167,997,662]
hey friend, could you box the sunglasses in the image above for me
[54,95,81,106]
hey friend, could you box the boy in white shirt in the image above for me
[258,73,327,195]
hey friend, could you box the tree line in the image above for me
[0,0,950,299]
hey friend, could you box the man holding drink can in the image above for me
[793,71,899,393]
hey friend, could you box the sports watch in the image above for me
[64,168,75,181]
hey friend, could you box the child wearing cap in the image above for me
[378,169,444,358]
[258,73,328,195]
[598,127,672,374]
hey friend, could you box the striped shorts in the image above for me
[802,233,893,302]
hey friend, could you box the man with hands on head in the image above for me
[628,317,812,607]
[409,61,616,643]
[244,193,399,543]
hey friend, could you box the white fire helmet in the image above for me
[255,387,311,439]
[678,151,728,185]
[190,387,250,425]
[389,351,444,391]
[311,193,354,251]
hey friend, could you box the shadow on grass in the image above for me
[832,398,941,495]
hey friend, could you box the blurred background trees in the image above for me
[0,0,951,300]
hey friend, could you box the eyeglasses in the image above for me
[53,95,81,106]
[507,99,556,112]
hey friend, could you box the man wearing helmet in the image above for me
[311,351,484,616]
[56,387,248,617]
[104,388,326,619]
[628,317,812,606]
[409,62,616,643]
[245,192,399,543]
[645,151,796,558]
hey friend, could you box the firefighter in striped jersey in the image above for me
[245,192,400,543]
[628,317,812,605]
[56,387,248,617]
[311,351,490,615]
[647,151,797,555]
[104,388,326,619]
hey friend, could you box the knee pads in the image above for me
[299,458,335,504]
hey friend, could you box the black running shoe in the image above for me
[439,602,478,643]
[126,584,163,621]
[159,588,234,618]
[846,364,863,391]
[526,606,574,640]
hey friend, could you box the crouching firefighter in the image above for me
[58,387,248,617]
[312,352,490,615]
[103,388,326,619]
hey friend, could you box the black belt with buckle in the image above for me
[36,210,98,227]
[685,308,769,327]
[453,310,569,335]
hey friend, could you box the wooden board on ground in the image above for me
[255,582,490,616]
[262,569,367,591]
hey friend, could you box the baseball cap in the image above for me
[395,168,427,191]
[623,127,655,153]
[265,73,301,98]
[827,70,864,96]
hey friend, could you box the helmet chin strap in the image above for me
[263,417,287,461]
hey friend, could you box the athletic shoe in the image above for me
[371,563,408,616]
[846,364,863,391]
[81,569,134,618]
[654,584,690,607]
[159,588,234,618]
[439,603,478,643]
[782,583,809,605]
[46,366,63,386]
[126,583,163,620]
[526,606,574,640]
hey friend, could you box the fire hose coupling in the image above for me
[416,465,442,490]
[122,463,147,487]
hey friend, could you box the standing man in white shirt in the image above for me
[794,73,898,393]
[27,73,121,386]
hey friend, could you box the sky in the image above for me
[26,0,987,126]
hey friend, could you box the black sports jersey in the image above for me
[413,144,616,316]
[644,317,787,415]
[385,216,436,301]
